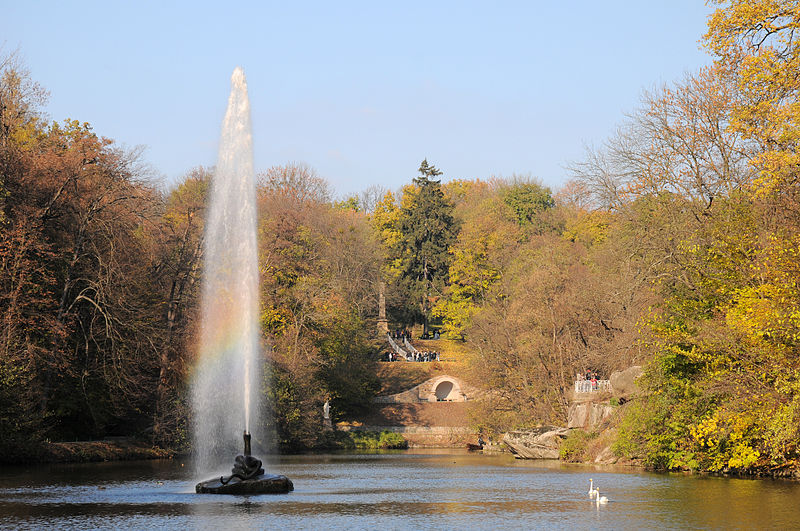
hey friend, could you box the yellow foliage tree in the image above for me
[706,0,800,194]
[370,190,404,280]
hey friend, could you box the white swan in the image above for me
[595,487,608,504]
[589,478,596,498]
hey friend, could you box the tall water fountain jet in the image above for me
[192,68,291,494]
[192,66,260,475]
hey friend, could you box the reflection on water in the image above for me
[1,450,797,530]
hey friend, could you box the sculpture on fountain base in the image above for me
[195,431,293,494]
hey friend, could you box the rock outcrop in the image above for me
[609,365,643,397]
[567,402,615,430]
[503,427,570,459]
[593,444,617,464]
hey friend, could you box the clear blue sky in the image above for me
[3,1,714,198]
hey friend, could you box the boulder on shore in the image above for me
[503,427,570,459]
[609,365,643,397]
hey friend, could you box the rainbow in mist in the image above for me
[191,67,262,475]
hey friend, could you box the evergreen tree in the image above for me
[397,160,458,333]
[417,158,443,180]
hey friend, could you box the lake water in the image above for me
[1,450,797,530]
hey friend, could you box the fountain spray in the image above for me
[191,67,261,476]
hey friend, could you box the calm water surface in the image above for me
[1,450,797,530]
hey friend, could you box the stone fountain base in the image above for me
[195,473,293,494]
[195,432,293,494]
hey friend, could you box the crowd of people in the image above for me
[575,369,603,391]
[390,329,411,340]
[410,350,439,362]
[390,328,441,340]
[384,328,441,362]
[383,348,440,362]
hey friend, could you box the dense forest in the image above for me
[1,0,798,475]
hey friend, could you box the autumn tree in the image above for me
[359,184,390,215]
[0,53,180,450]
[0,55,54,453]
[464,235,583,430]
[2,57,390,456]
[571,66,753,212]
[257,164,381,449]
[592,1,800,473]
[559,9,800,473]
[433,180,515,338]
[146,168,210,445]
[502,177,556,233]
[439,174,650,433]
[706,0,800,195]
[634,0,800,472]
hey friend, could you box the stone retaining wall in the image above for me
[337,425,477,448]
[337,425,474,434]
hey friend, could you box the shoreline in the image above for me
[558,455,800,481]
[0,438,174,465]
[5,437,797,481]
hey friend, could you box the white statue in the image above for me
[323,399,330,420]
